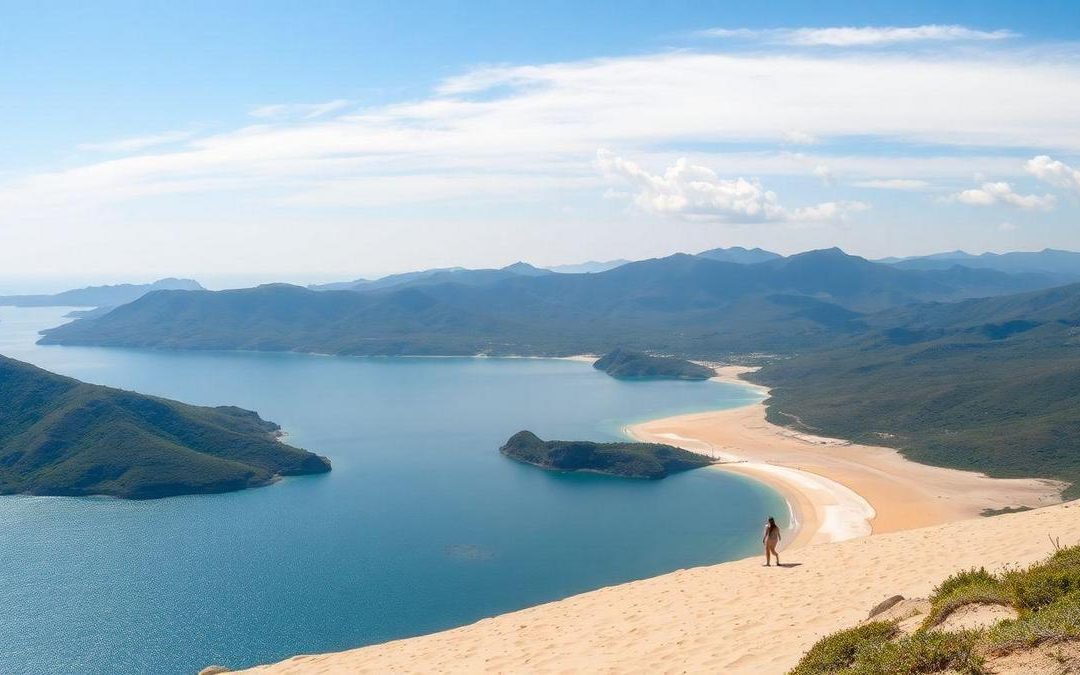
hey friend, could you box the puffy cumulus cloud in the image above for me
[699,25,1016,47]
[1025,155,1080,192]
[951,181,1056,210]
[596,150,867,223]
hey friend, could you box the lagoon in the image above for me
[0,307,782,674]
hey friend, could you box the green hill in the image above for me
[594,348,714,380]
[0,355,330,499]
[499,430,713,479]
[752,283,1080,497]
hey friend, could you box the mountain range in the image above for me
[39,249,1061,357]
[0,278,204,308]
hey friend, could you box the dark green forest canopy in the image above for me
[594,348,714,380]
[0,355,330,499]
[500,430,712,479]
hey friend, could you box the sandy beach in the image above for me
[235,365,1070,674]
[627,366,1064,548]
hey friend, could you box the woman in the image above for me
[762,516,781,566]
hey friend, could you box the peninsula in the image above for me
[0,354,330,499]
[499,430,713,479]
[593,347,714,380]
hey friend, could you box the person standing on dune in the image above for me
[763,517,781,566]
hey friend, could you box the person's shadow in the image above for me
[776,562,802,568]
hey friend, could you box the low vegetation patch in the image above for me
[921,568,1009,630]
[790,544,1080,674]
[788,622,897,674]
[849,630,984,675]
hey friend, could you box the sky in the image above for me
[3,1,1080,290]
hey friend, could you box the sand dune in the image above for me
[240,502,1080,674]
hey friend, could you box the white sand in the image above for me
[241,503,1080,674]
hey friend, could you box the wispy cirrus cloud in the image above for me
[596,150,867,223]
[851,178,931,191]
[6,41,1080,221]
[77,129,198,153]
[249,99,352,120]
[698,25,1017,47]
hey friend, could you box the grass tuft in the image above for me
[848,630,984,675]
[921,568,1010,630]
[788,621,897,675]
[791,545,1080,674]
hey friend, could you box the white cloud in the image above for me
[998,221,1017,231]
[596,150,866,223]
[77,130,197,153]
[812,163,834,186]
[249,99,351,119]
[851,178,931,190]
[951,181,1056,210]
[1025,155,1080,192]
[6,45,1080,220]
[699,25,1016,47]
[782,130,818,145]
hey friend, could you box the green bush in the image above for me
[791,546,1080,674]
[789,621,897,674]
[1003,549,1080,611]
[849,630,984,675]
[986,589,1080,655]
[922,568,1009,630]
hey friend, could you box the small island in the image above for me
[500,430,713,479]
[593,348,715,380]
[0,354,331,499]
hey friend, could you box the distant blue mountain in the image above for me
[695,246,782,264]
[545,259,631,274]
[885,249,1080,280]
[0,278,203,308]
[42,249,1059,357]
[309,262,551,292]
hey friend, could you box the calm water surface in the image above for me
[0,307,782,674]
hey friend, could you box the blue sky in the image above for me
[3,1,1080,288]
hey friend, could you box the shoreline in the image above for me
[239,502,1080,674]
[233,361,1071,674]
[627,365,1065,549]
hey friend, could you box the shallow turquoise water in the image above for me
[0,307,782,674]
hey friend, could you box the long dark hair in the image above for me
[767,516,778,533]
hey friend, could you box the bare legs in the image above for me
[764,542,779,566]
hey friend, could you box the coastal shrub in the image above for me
[921,568,1009,630]
[788,621,897,674]
[849,630,984,675]
[1004,547,1080,611]
[985,589,1080,655]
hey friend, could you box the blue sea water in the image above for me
[0,307,782,674]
